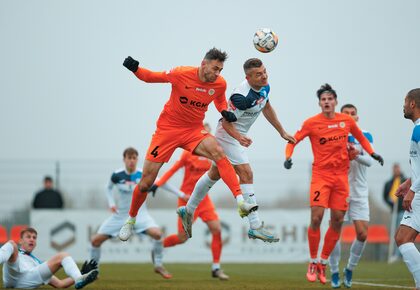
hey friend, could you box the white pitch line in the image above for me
[352,281,412,289]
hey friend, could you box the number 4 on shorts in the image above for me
[150,146,159,158]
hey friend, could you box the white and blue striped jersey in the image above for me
[348,130,374,199]
[409,119,420,193]
[3,250,43,285]
[106,168,144,213]
[216,80,269,142]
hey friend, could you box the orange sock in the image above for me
[216,157,242,197]
[321,227,340,260]
[163,234,182,248]
[128,184,147,218]
[308,227,321,259]
[212,232,222,263]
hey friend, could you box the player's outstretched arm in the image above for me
[221,119,252,147]
[262,102,296,144]
[123,56,170,83]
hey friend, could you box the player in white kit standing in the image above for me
[0,227,98,289]
[178,58,296,241]
[328,104,375,288]
[395,88,420,290]
[89,147,171,279]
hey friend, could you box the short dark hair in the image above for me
[44,176,53,182]
[317,83,337,100]
[123,147,138,158]
[407,88,420,109]
[243,58,263,74]
[204,48,228,62]
[340,103,357,113]
[20,227,37,238]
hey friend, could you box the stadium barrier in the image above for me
[30,209,330,263]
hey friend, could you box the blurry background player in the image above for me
[328,104,375,288]
[0,227,98,289]
[89,147,171,279]
[150,123,229,280]
[119,48,258,242]
[180,58,295,241]
[284,84,383,285]
[395,88,420,290]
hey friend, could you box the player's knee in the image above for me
[311,216,323,228]
[394,232,407,246]
[356,231,367,242]
[149,229,162,240]
[138,182,152,193]
[210,145,225,161]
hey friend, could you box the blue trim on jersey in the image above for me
[230,84,270,110]
[18,249,43,264]
[111,170,142,184]
[348,131,373,144]
[412,125,420,143]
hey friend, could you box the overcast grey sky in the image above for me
[1,0,419,164]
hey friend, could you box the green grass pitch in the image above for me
[1,262,413,289]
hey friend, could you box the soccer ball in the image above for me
[253,28,278,53]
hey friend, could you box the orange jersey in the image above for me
[134,66,227,127]
[156,150,212,194]
[286,113,374,173]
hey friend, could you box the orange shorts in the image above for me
[146,125,210,163]
[309,171,349,211]
[177,195,219,233]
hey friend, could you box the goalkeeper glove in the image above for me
[80,259,98,275]
[148,184,159,197]
[371,153,384,166]
[221,110,237,122]
[284,158,293,169]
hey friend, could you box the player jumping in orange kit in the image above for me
[284,84,384,285]
[150,123,229,280]
[118,48,258,241]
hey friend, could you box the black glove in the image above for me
[371,153,384,166]
[221,110,237,122]
[284,158,293,169]
[148,184,159,197]
[123,56,139,73]
[80,259,98,275]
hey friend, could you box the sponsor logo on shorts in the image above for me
[404,216,411,219]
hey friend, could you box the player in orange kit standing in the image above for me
[118,48,258,242]
[284,84,384,285]
[150,123,229,280]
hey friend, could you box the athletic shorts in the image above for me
[344,197,370,222]
[177,196,218,233]
[215,136,249,165]
[400,191,420,232]
[4,261,52,289]
[309,171,349,211]
[146,124,210,163]
[97,210,158,237]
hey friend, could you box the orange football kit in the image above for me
[286,113,374,262]
[128,66,241,218]
[285,113,374,211]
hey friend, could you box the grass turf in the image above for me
[1,262,413,289]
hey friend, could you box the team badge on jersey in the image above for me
[208,89,215,96]
[340,122,346,128]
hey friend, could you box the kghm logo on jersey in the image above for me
[319,134,347,145]
[179,96,208,108]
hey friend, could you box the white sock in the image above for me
[186,174,217,214]
[62,256,82,280]
[212,263,220,271]
[0,242,14,264]
[310,258,318,264]
[329,240,341,273]
[399,243,420,287]
[241,184,261,229]
[89,245,101,263]
[152,239,164,267]
[347,239,366,271]
[320,258,328,265]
